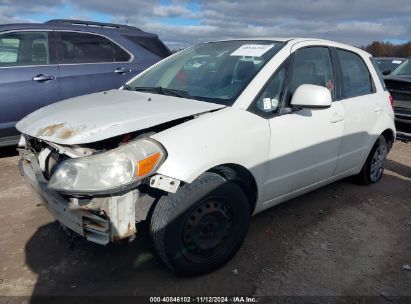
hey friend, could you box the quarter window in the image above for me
[337,49,373,98]
[253,62,288,114]
[288,47,335,101]
[0,32,49,67]
[124,35,171,58]
[56,32,130,64]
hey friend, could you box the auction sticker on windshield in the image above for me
[230,44,275,57]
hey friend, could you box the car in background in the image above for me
[0,19,171,146]
[384,57,411,125]
[374,57,405,75]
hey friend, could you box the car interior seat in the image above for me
[233,60,257,84]
[32,44,47,64]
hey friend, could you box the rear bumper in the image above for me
[394,107,411,124]
[19,150,137,245]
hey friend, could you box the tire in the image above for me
[355,135,388,185]
[149,172,251,276]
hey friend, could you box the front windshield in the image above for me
[391,58,411,76]
[127,40,285,105]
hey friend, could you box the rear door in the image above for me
[0,30,60,137]
[333,49,383,174]
[55,31,134,100]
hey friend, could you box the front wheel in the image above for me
[356,135,388,185]
[149,172,251,276]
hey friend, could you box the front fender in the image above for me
[151,107,270,194]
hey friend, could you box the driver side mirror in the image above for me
[290,84,332,109]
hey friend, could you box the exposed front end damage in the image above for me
[19,146,139,245]
[17,132,177,245]
[15,90,226,245]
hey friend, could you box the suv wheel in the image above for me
[356,135,388,184]
[150,172,250,276]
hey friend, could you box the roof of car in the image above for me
[0,19,158,37]
[207,37,372,57]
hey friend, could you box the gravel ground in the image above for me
[0,139,409,302]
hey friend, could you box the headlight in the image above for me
[48,138,166,194]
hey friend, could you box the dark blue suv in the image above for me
[0,19,171,146]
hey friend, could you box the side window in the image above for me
[0,32,49,67]
[253,63,288,114]
[288,47,335,101]
[370,57,387,91]
[56,32,129,64]
[112,43,131,62]
[337,49,373,98]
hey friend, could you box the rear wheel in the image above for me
[356,136,388,185]
[150,172,250,276]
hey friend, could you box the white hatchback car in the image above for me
[17,38,395,275]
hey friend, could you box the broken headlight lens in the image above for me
[48,138,166,194]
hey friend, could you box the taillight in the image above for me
[389,95,394,111]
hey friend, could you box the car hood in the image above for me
[17,89,225,145]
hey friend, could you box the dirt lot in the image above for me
[0,139,410,301]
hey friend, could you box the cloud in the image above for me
[152,5,197,18]
[0,0,410,49]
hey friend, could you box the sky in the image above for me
[0,0,410,49]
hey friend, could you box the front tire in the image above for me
[356,135,388,185]
[150,172,251,276]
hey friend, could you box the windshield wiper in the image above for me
[132,86,192,98]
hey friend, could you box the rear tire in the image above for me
[150,172,250,276]
[355,135,388,185]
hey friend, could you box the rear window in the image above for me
[337,49,373,98]
[124,35,171,58]
[56,32,131,64]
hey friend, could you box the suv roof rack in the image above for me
[45,19,142,31]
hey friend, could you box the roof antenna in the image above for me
[322,30,330,39]
[125,18,129,25]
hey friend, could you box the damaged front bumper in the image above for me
[18,149,138,245]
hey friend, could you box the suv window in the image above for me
[0,32,49,67]
[288,47,335,101]
[337,49,373,98]
[56,32,130,64]
[124,35,171,58]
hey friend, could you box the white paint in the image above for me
[16,90,224,145]
[19,37,396,219]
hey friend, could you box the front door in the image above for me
[262,45,344,204]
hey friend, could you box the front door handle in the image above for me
[33,74,55,82]
[330,113,344,123]
[114,67,131,74]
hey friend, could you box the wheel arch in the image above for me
[208,163,259,215]
[380,128,395,150]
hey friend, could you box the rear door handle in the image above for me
[330,113,344,123]
[114,67,131,74]
[374,106,382,113]
[33,74,55,82]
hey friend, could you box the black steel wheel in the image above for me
[150,172,250,276]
